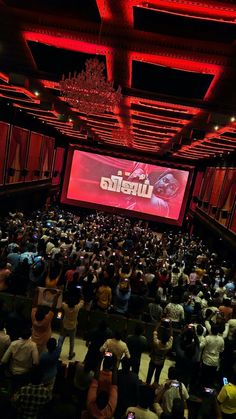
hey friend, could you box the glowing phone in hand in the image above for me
[126,412,135,419]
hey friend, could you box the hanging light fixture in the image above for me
[60,58,122,115]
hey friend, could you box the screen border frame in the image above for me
[61,145,194,226]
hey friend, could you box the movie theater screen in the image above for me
[61,149,191,224]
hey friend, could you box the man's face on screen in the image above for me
[43,290,56,304]
[154,173,179,199]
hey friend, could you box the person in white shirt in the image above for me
[164,295,185,327]
[1,328,39,392]
[100,330,130,367]
[126,384,158,419]
[153,367,189,418]
[201,324,224,387]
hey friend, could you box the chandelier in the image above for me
[60,58,122,115]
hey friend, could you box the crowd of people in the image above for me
[0,207,235,418]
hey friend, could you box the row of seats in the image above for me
[77,309,157,345]
[0,292,32,320]
[0,292,157,345]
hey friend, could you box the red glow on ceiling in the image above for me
[112,0,236,27]
[0,84,40,102]
[0,72,9,83]
[23,32,114,81]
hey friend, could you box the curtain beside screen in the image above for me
[0,122,9,185]
[25,132,43,181]
[52,147,65,185]
[216,168,236,226]
[208,168,227,217]
[190,170,204,210]
[198,167,215,213]
[41,136,55,179]
[229,200,236,234]
[6,126,29,184]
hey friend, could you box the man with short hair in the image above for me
[39,337,62,397]
[116,358,139,418]
[153,367,189,418]
[100,330,130,367]
[1,328,39,375]
[1,327,39,391]
[201,324,224,387]
[14,366,50,419]
[126,323,147,375]
[126,384,157,419]
[58,296,84,359]
[82,354,118,419]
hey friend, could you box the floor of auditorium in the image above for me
[52,332,174,384]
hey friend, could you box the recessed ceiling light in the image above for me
[230,116,235,122]
[214,125,219,130]
[69,118,73,122]
[34,91,40,97]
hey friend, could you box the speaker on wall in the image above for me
[8,168,15,176]
[21,169,29,176]
[221,210,228,219]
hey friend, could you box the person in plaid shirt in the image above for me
[14,367,50,419]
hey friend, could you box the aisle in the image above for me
[52,332,174,384]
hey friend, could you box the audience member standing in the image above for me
[85,320,113,372]
[126,323,147,375]
[100,330,130,367]
[59,296,84,359]
[201,324,224,387]
[217,364,236,418]
[146,325,173,385]
[14,367,50,418]
[115,358,139,418]
[1,328,39,391]
[39,337,62,398]
[31,306,55,354]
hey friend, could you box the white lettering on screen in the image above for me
[100,171,153,199]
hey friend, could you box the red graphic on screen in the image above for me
[65,151,189,221]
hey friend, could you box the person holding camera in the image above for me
[146,319,173,385]
[82,352,118,419]
[175,325,200,389]
[31,287,60,354]
[153,367,189,418]
[217,364,236,418]
[58,294,84,360]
